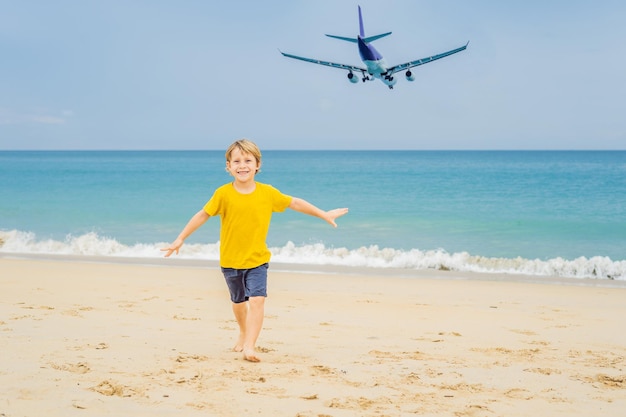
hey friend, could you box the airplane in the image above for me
[279,5,468,89]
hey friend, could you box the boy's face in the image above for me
[226,147,261,183]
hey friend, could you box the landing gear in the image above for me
[384,74,394,89]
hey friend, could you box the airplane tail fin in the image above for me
[358,5,365,38]
[325,5,391,43]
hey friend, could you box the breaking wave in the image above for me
[1,230,624,281]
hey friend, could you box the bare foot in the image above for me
[243,348,260,363]
[233,334,245,352]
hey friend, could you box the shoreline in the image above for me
[2,251,625,289]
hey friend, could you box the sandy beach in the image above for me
[1,256,625,416]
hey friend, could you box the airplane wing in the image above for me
[388,41,469,74]
[279,51,367,73]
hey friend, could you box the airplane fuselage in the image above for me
[357,36,397,87]
[363,59,387,76]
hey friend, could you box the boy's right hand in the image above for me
[161,238,183,257]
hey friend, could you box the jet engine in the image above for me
[347,72,359,84]
[405,70,415,82]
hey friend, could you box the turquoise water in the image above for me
[1,150,625,279]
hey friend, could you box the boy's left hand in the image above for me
[324,208,349,227]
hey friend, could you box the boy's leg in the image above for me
[231,301,247,352]
[242,296,265,362]
[241,264,268,362]
[222,267,249,352]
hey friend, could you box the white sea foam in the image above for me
[1,230,624,280]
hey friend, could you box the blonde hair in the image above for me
[225,139,262,172]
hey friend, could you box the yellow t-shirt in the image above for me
[203,182,292,269]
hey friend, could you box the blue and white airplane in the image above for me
[280,6,468,89]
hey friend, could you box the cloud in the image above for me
[0,108,71,125]
[31,115,66,125]
[318,98,334,112]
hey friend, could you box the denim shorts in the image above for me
[221,263,269,303]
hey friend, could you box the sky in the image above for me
[1,0,625,150]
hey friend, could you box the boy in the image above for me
[162,139,348,362]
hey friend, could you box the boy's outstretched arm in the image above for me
[289,197,348,228]
[161,209,210,257]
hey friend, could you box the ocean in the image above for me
[1,150,625,280]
